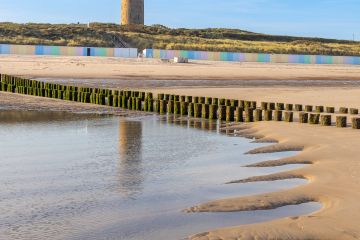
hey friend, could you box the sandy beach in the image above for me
[2,55,360,239]
[1,54,360,81]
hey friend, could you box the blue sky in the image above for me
[1,0,359,40]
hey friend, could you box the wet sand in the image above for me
[0,91,145,117]
[2,55,360,239]
[189,122,360,240]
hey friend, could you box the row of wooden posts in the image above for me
[1,74,360,129]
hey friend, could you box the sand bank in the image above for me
[188,121,360,240]
[0,91,144,117]
[1,54,360,81]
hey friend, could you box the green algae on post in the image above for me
[350,108,359,115]
[305,105,313,112]
[285,112,294,122]
[274,110,283,121]
[188,103,194,117]
[299,112,309,123]
[180,102,189,116]
[339,107,349,114]
[309,113,320,124]
[202,104,210,119]
[264,110,273,121]
[245,108,254,122]
[295,104,303,111]
[352,117,360,129]
[218,105,226,121]
[254,109,263,122]
[226,106,235,122]
[286,104,293,111]
[326,107,335,113]
[236,107,244,122]
[320,115,332,126]
[316,106,324,113]
[336,116,347,128]
[209,105,218,120]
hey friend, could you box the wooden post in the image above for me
[320,115,332,126]
[268,103,275,110]
[185,96,193,103]
[285,112,294,122]
[209,105,218,120]
[180,102,189,116]
[274,110,283,121]
[326,107,335,113]
[194,103,202,118]
[226,106,235,122]
[174,101,181,115]
[352,117,360,129]
[158,93,165,100]
[316,106,324,113]
[250,101,257,109]
[309,114,320,124]
[205,97,211,104]
[350,108,359,115]
[188,103,194,117]
[264,110,273,121]
[212,98,219,105]
[202,104,210,119]
[276,103,285,110]
[299,112,308,123]
[295,104,303,111]
[218,105,226,121]
[261,102,267,110]
[148,99,154,112]
[305,105,313,112]
[336,116,347,128]
[155,99,161,113]
[254,109,263,122]
[193,96,199,104]
[236,107,244,122]
[245,108,254,122]
[121,95,127,108]
[285,104,293,111]
[160,100,167,115]
[339,107,349,114]
[135,98,141,111]
[167,100,174,114]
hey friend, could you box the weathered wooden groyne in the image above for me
[1,74,360,129]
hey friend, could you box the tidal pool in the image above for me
[0,111,321,240]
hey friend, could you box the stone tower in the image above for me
[121,0,144,25]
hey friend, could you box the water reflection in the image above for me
[161,115,219,133]
[117,120,144,197]
[0,111,320,240]
[0,110,98,123]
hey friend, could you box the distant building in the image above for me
[121,0,144,25]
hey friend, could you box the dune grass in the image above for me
[1,22,360,56]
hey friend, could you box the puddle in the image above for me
[0,111,321,240]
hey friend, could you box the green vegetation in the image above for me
[1,22,360,55]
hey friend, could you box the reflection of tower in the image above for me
[118,120,144,197]
[121,0,145,25]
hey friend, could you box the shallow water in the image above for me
[39,77,360,88]
[0,111,320,240]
